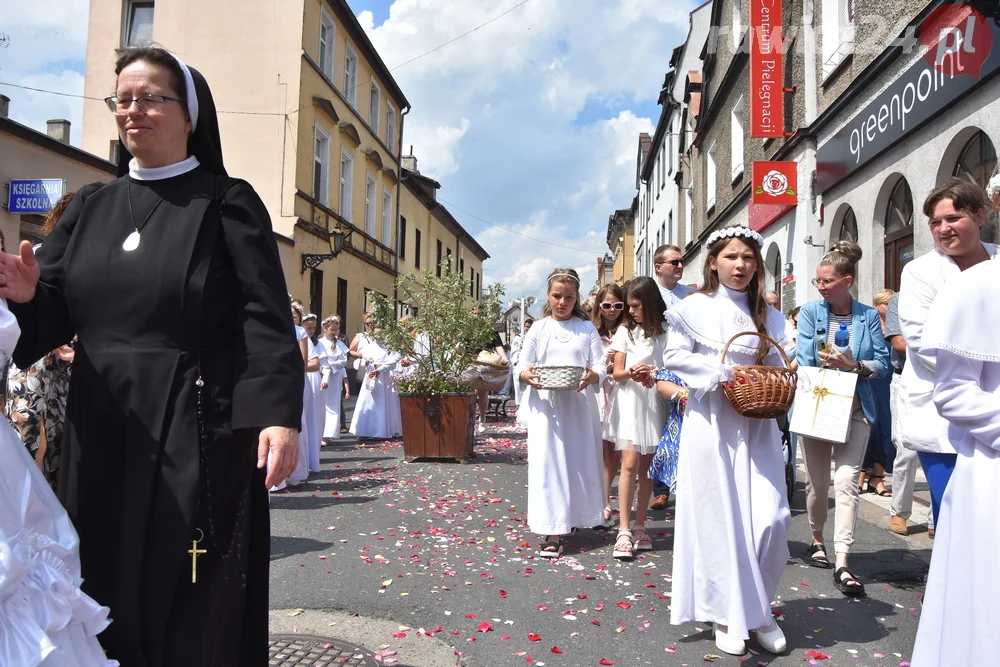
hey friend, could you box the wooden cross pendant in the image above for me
[188,539,207,583]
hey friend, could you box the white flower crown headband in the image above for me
[705,226,764,248]
[549,272,580,284]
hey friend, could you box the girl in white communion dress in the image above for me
[0,298,117,666]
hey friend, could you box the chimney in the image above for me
[402,145,418,174]
[0,95,9,119]
[46,119,71,144]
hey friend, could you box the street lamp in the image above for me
[301,226,351,273]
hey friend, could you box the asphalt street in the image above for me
[269,407,931,667]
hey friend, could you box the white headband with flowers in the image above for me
[706,226,764,248]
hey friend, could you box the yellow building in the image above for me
[80,0,410,336]
[397,154,488,311]
[607,206,635,286]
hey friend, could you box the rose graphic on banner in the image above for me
[751,161,797,206]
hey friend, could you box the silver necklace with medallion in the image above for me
[124,178,165,251]
[553,320,573,343]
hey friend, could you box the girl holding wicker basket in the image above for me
[661,226,794,657]
[517,268,606,558]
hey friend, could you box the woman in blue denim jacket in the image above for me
[796,241,890,597]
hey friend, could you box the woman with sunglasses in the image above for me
[590,283,626,528]
[795,241,890,597]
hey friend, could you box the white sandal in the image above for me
[613,530,634,560]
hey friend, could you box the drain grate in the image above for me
[269,634,379,666]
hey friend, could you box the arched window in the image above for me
[884,177,914,291]
[838,207,858,243]
[953,130,998,242]
[953,130,998,190]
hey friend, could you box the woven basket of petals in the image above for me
[535,365,586,391]
[719,332,797,419]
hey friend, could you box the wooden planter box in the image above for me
[399,392,475,463]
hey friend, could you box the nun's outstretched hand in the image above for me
[0,241,40,303]
[258,425,299,488]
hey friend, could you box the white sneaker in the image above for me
[755,616,787,654]
[713,623,746,656]
[476,419,485,434]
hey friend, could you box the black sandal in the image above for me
[806,543,830,569]
[866,475,892,497]
[538,538,563,558]
[833,566,865,596]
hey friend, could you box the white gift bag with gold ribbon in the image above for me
[789,367,858,444]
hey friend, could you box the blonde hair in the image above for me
[819,241,863,279]
[873,288,895,306]
[542,268,589,320]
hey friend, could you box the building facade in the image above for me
[397,154,489,313]
[1,97,116,252]
[606,207,635,286]
[630,0,991,311]
[81,0,412,337]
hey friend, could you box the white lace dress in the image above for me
[0,301,117,666]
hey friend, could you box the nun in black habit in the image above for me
[0,47,303,666]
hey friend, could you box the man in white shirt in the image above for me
[650,245,694,511]
[654,244,695,310]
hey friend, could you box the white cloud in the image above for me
[363,0,693,304]
[0,0,90,146]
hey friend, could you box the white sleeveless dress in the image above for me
[0,300,118,666]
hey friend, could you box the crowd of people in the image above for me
[514,176,998,661]
[0,43,994,666]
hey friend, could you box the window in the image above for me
[470,267,475,297]
[822,0,855,78]
[446,247,452,271]
[685,187,694,246]
[313,124,331,205]
[460,257,465,275]
[339,149,353,220]
[838,206,858,242]
[414,229,422,268]
[337,278,348,333]
[319,8,335,80]
[436,239,443,277]
[309,268,324,318]
[883,180,914,291]
[381,188,392,245]
[706,144,717,211]
[124,1,154,47]
[399,216,407,260]
[109,140,121,163]
[731,96,745,178]
[344,45,358,107]
[369,79,381,135]
[765,247,782,309]
[364,172,377,237]
[732,0,742,48]
[660,144,667,188]
[476,272,481,300]
[386,102,397,153]
[954,130,998,191]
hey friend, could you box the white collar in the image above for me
[129,156,201,181]
[718,284,749,302]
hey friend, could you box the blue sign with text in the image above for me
[7,179,66,214]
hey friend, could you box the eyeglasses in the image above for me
[364,321,374,327]
[656,259,683,267]
[105,94,183,114]
[599,302,625,311]
[810,276,845,288]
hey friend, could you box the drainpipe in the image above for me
[394,103,411,313]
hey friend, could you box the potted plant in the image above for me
[369,266,505,462]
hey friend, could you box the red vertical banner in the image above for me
[750,0,784,138]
